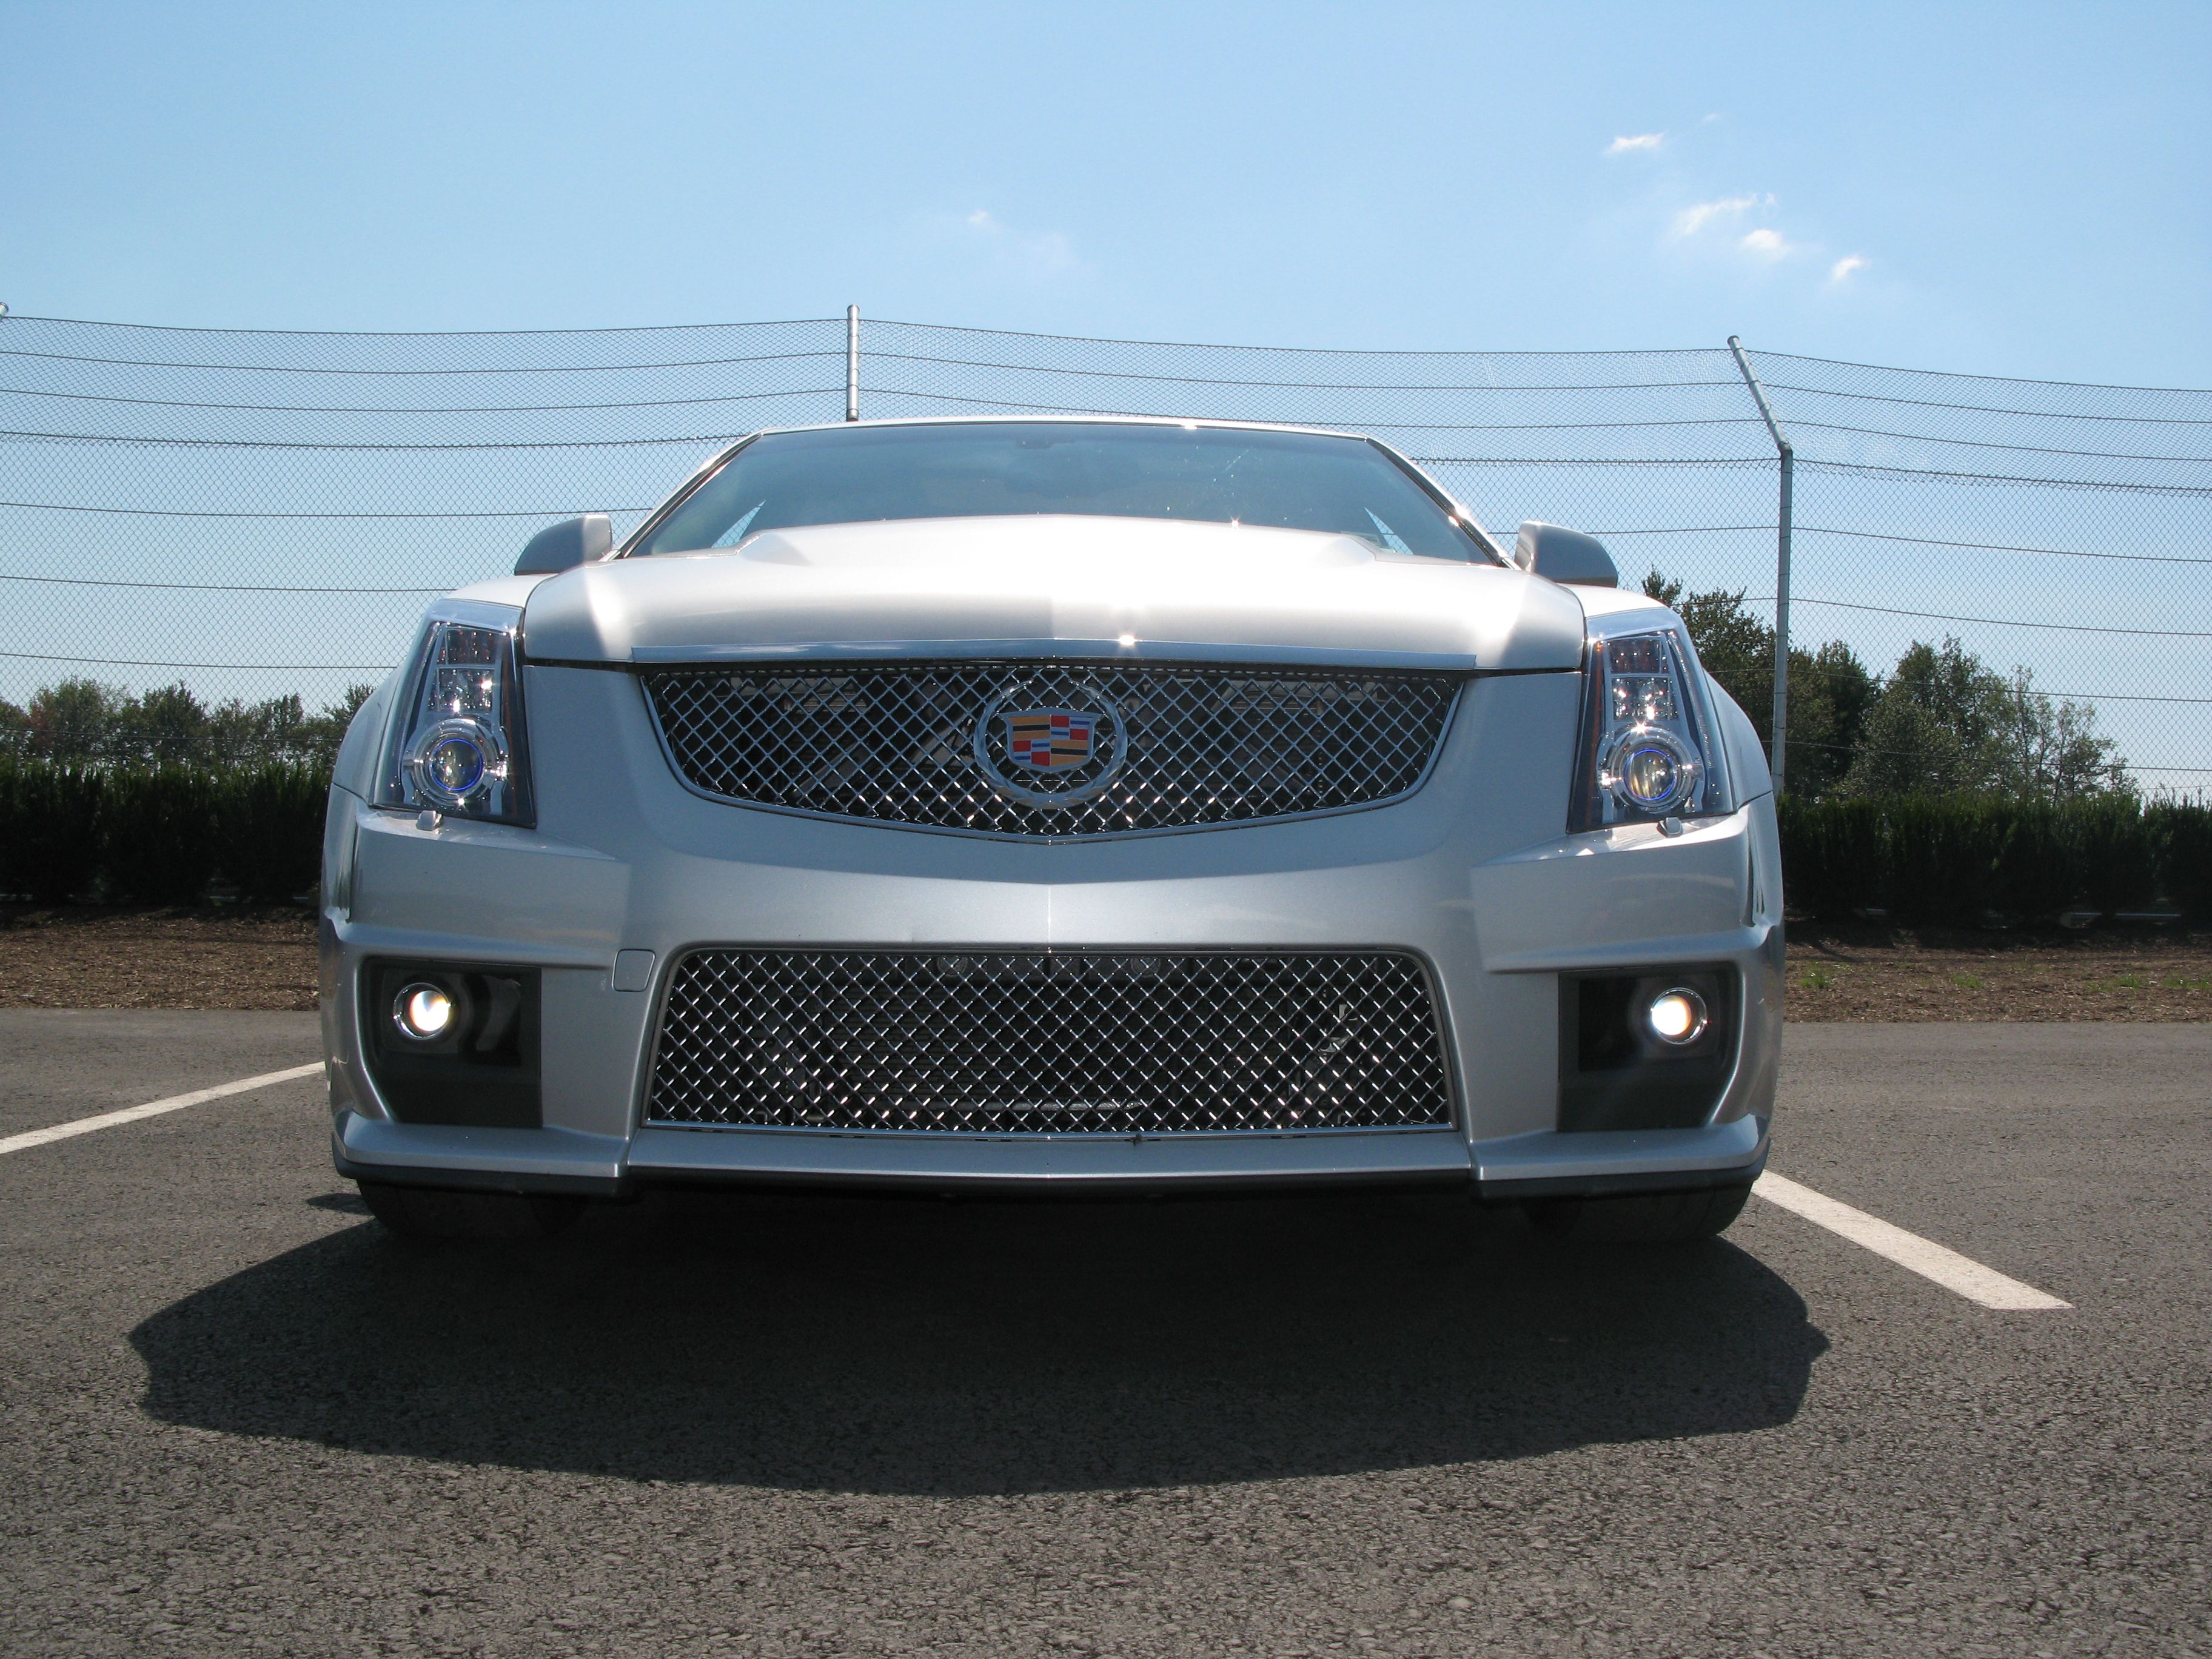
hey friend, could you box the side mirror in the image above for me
[515,514,613,575]
[1512,521,1618,588]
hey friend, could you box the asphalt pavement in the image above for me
[1,1013,2207,1658]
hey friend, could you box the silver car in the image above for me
[320,418,1782,1242]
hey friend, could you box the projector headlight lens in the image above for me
[406,717,506,810]
[392,982,456,1041]
[1645,987,1710,1046]
[377,609,534,825]
[1604,725,1699,817]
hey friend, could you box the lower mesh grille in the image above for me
[646,950,1453,1134]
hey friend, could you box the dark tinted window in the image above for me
[630,422,1490,561]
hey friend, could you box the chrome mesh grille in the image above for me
[643,662,1460,836]
[646,950,1454,1134]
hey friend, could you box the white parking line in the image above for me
[0,1062,323,1158]
[1754,1171,2071,1310]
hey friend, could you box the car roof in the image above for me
[742,413,1378,442]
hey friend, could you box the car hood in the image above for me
[520,514,1588,671]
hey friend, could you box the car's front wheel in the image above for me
[1525,1182,1752,1244]
[357,1181,585,1241]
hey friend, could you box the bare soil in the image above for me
[1784,920,2212,1022]
[0,905,318,1011]
[2,905,2207,1021]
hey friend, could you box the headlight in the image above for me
[1569,618,1730,831]
[375,602,534,825]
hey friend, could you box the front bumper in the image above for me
[323,666,1783,1201]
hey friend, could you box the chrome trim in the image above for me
[613,638,1488,669]
[623,1122,1476,1188]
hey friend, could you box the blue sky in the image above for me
[1,0,2207,380]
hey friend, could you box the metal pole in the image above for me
[1728,335,1793,795]
[845,304,860,421]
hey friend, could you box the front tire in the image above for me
[357,1181,585,1241]
[1526,1182,1752,1244]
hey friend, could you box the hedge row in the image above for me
[0,760,326,905]
[1777,794,2212,925]
[3,760,2208,927]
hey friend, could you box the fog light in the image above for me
[1645,987,1709,1045]
[392,982,455,1041]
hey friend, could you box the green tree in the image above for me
[1997,670,2127,800]
[8,678,378,771]
[297,684,376,768]
[25,679,122,764]
[1841,638,2123,802]
[118,682,212,765]
[1640,574,1874,801]
[207,693,309,769]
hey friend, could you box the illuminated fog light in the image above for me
[392,982,455,1041]
[1645,987,1709,1046]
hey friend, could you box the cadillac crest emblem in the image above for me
[974,683,1125,806]
[1005,708,1096,771]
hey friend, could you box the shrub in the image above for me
[2065,794,2162,914]
[98,766,221,903]
[215,763,328,902]
[1778,794,1886,919]
[1884,796,2008,924]
[1986,802,2063,921]
[2149,802,2212,923]
[0,760,106,902]
[1776,793,2212,928]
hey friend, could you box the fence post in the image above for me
[1728,335,1794,795]
[845,305,860,421]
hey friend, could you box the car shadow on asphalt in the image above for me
[131,1188,1826,1495]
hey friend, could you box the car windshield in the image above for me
[628,421,1492,561]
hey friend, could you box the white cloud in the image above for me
[1740,227,1798,258]
[1829,253,1869,282]
[1671,194,1766,238]
[1605,132,1664,155]
[962,208,1080,278]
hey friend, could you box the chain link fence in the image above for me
[2,311,2205,792]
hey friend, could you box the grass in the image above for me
[1949,972,1987,990]
[1800,967,1837,991]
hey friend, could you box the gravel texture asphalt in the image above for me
[1,1014,2207,1658]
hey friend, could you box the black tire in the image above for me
[1525,1182,1752,1244]
[357,1181,585,1241]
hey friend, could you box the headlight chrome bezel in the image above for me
[1570,614,1732,833]
[375,599,534,826]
